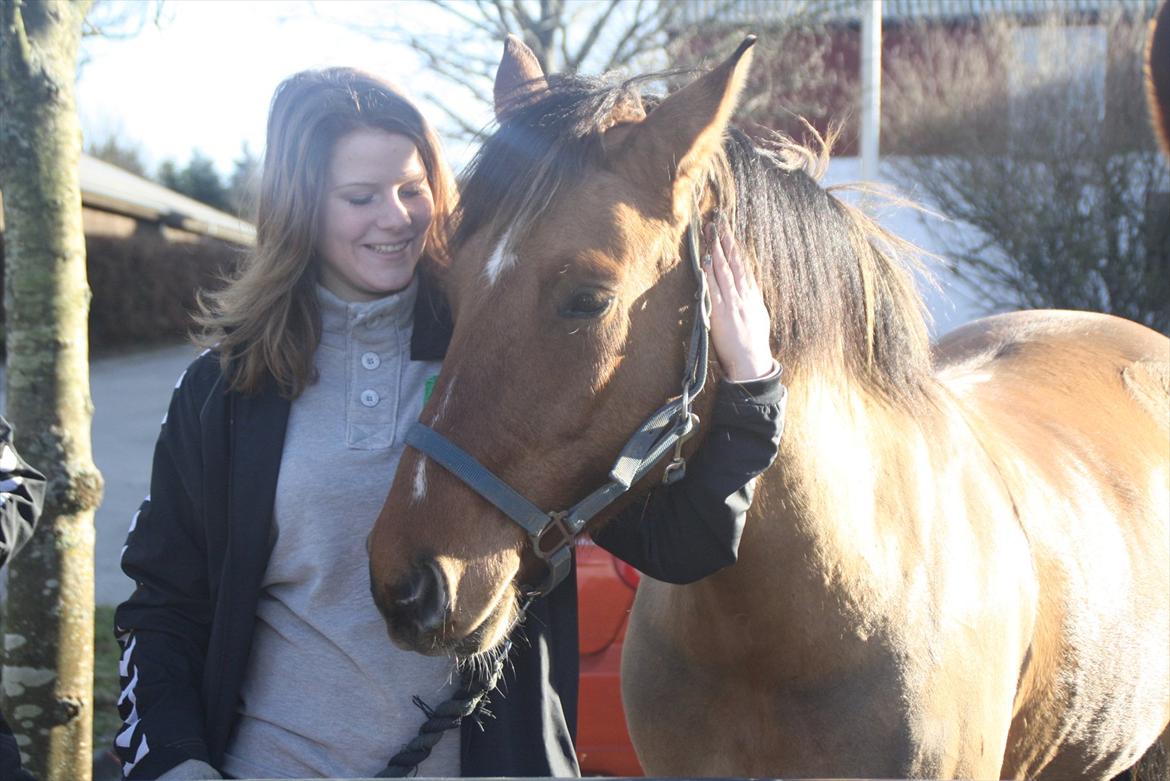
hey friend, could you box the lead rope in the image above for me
[377,597,535,777]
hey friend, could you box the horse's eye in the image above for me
[561,288,613,319]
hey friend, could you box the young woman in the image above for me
[114,67,785,780]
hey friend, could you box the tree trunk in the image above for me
[0,2,100,780]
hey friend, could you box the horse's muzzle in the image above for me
[370,558,450,653]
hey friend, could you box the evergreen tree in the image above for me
[228,142,261,220]
[85,134,148,177]
[157,149,232,212]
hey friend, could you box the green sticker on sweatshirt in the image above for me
[423,375,438,404]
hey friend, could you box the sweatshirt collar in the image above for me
[314,271,451,361]
[318,277,418,336]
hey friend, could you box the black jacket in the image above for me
[1,415,47,781]
[114,276,786,779]
[0,416,45,568]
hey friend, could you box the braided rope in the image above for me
[377,599,531,777]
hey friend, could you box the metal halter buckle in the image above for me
[534,510,574,560]
[662,412,699,485]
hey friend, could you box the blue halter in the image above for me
[405,215,710,597]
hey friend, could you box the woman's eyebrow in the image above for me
[330,174,428,191]
[329,181,377,192]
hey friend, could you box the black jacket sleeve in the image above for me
[591,368,786,584]
[113,356,218,779]
[0,419,44,781]
[0,415,46,568]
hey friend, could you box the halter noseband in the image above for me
[405,214,710,598]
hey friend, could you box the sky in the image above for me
[76,0,491,177]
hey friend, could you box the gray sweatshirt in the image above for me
[220,281,459,779]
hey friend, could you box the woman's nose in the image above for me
[376,194,412,229]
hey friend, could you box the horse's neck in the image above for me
[684,368,952,671]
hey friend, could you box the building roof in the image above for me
[681,0,1159,25]
[79,154,255,246]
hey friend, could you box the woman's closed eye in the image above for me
[401,181,430,199]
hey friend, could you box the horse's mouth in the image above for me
[383,584,519,659]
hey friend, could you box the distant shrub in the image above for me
[883,10,1170,332]
[1,231,243,356]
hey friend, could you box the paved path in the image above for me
[2,341,200,605]
[89,342,203,604]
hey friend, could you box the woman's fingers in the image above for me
[709,223,736,300]
[704,255,723,309]
[702,215,775,381]
[719,216,749,294]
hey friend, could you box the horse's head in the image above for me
[367,36,756,656]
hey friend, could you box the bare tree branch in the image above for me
[602,0,649,71]
[82,0,164,40]
[433,0,502,37]
[328,0,818,142]
[566,0,620,71]
[423,90,490,138]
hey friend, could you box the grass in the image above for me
[93,604,122,753]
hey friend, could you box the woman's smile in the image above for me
[317,129,435,302]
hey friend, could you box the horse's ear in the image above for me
[611,36,756,218]
[494,34,548,119]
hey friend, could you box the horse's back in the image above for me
[935,309,1170,778]
[936,310,1167,467]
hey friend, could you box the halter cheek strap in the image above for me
[405,213,710,597]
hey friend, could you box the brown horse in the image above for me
[368,37,1170,779]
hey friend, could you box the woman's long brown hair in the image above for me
[195,67,457,398]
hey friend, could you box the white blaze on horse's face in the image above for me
[411,376,458,506]
[410,457,426,506]
[367,35,758,658]
[482,228,517,286]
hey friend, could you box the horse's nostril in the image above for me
[393,560,447,636]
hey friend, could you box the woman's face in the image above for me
[317,128,434,301]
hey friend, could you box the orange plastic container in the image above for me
[575,538,644,776]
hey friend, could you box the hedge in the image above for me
[1,231,243,356]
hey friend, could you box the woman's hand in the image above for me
[703,217,775,382]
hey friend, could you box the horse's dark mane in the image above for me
[454,72,933,407]
[721,128,933,405]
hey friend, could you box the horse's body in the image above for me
[625,310,1169,778]
[368,36,1170,778]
